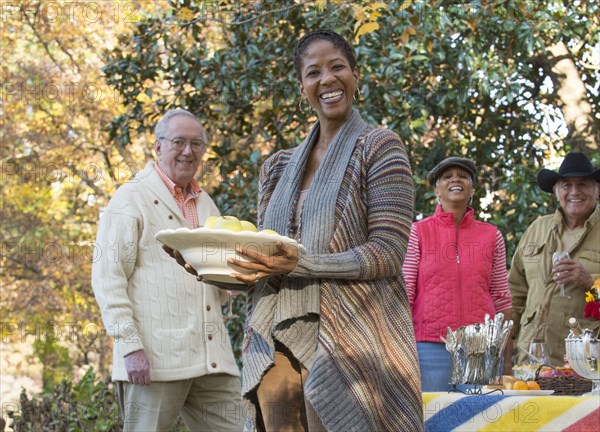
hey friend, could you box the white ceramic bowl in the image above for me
[155,227,304,284]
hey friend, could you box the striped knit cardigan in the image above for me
[242,111,423,432]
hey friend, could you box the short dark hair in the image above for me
[293,29,356,82]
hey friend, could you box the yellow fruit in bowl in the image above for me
[218,216,243,231]
[240,220,258,232]
[502,375,516,389]
[203,216,243,232]
[526,381,541,390]
[260,229,279,235]
[203,216,221,229]
[512,380,528,391]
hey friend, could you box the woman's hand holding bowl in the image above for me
[228,241,300,285]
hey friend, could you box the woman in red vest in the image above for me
[402,157,513,391]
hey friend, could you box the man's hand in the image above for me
[552,258,594,290]
[125,349,151,385]
[162,245,202,281]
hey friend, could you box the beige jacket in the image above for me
[92,162,239,381]
[509,206,600,365]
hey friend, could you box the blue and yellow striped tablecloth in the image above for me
[423,392,600,431]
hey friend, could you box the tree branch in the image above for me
[52,37,82,73]
[69,165,102,196]
[20,5,65,73]
[546,41,598,151]
[182,1,314,26]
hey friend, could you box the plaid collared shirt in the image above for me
[154,163,202,228]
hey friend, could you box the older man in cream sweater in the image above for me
[92,109,243,431]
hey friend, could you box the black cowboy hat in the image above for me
[537,152,600,193]
[427,157,476,186]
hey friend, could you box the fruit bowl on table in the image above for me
[155,226,304,285]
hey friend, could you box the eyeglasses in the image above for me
[162,137,207,152]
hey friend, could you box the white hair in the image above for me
[154,109,205,140]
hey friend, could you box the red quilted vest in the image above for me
[411,205,498,343]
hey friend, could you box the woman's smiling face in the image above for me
[298,39,359,127]
[434,167,474,207]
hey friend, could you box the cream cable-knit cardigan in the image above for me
[92,162,239,381]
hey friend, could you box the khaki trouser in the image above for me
[116,374,244,431]
[256,343,327,432]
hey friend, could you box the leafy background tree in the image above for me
[103,0,599,251]
[1,0,150,407]
[1,0,598,427]
[100,0,600,370]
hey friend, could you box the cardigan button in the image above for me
[211,362,217,368]
[168,215,173,220]
[153,200,159,204]
[207,335,213,341]
[206,305,211,311]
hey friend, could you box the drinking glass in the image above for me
[528,341,549,365]
[552,251,570,297]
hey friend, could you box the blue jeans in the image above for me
[417,342,452,392]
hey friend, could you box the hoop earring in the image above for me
[298,98,310,112]
[469,196,474,206]
[354,86,362,101]
[436,196,441,206]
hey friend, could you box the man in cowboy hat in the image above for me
[509,152,600,365]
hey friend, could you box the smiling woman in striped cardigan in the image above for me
[227,29,423,432]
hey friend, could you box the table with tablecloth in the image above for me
[423,392,600,431]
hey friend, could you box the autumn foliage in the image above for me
[1,2,598,427]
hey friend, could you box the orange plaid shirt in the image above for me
[154,163,202,228]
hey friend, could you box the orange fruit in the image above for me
[526,381,541,390]
[513,380,528,391]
